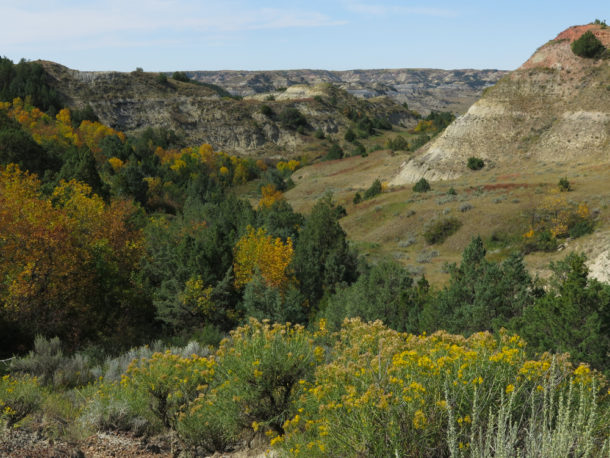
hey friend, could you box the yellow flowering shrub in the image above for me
[258,184,285,209]
[215,319,317,435]
[123,351,216,428]
[278,319,609,457]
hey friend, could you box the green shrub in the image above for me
[467,156,485,170]
[71,104,99,127]
[260,104,273,116]
[352,192,362,204]
[413,177,431,193]
[321,262,428,333]
[568,217,594,238]
[373,117,392,130]
[409,134,431,150]
[363,179,382,200]
[314,128,325,139]
[279,107,307,130]
[571,31,606,58]
[172,71,190,82]
[344,128,356,142]
[522,228,558,253]
[558,177,571,192]
[447,187,457,195]
[423,217,462,244]
[40,391,89,442]
[241,275,307,324]
[80,379,160,435]
[156,73,168,84]
[325,142,343,161]
[385,135,408,151]
[10,336,94,388]
[353,140,366,157]
[217,319,316,435]
[0,374,44,427]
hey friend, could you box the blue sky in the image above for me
[1,1,607,71]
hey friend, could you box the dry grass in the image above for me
[285,151,610,286]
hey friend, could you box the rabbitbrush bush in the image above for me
[78,319,318,453]
[0,374,44,427]
[275,319,610,457]
[176,319,317,452]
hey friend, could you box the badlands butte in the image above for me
[40,23,610,283]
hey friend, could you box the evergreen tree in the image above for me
[0,113,59,177]
[514,253,610,374]
[292,194,358,309]
[322,261,428,333]
[429,237,537,334]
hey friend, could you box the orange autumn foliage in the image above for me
[0,165,143,344]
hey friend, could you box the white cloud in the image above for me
[0,1,345,48]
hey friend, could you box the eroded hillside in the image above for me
[188,68,508,115]
[390,24,610,185]
[41,62,415,158]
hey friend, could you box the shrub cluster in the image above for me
[385,135,409,151]
[413,177,431,193]
[363,179,382,200]
[467,156,485,170]
[558,177,571,192]
[423,217,462,244]
[82,320,317,453]
[279,107,307,130]
[522,196,594,253]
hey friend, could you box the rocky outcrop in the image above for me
[390,24,610,186]
[186,69,508,115]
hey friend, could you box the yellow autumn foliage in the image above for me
[233,226,294,290]
[258,184,284,209]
